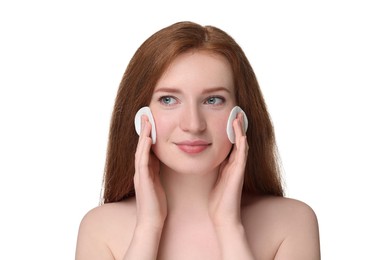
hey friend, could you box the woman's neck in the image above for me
[159,164,219,219]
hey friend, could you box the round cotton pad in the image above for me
[226,106,249,143]
[134,106,157,144]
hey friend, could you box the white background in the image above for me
[1,0,389,259]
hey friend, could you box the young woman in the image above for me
[76,21,320,260]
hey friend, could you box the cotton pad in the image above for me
[134,106,157,144]
[226,106,248,143]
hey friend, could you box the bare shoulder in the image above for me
[245,195,317,219]
[76,198,137,260]
[79,198,137,226]
[242,195,320,260]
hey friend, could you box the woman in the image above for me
[76,21,320,259]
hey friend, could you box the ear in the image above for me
[134,106,157,144]
[226,106,249,143]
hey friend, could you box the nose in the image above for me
[179,105,206,133]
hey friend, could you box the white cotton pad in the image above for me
[226,106,249,143]
[134,106,157,144]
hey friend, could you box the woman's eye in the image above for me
[205,96,225,105]
[159,96,178,106]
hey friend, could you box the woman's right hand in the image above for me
[133,115,167,229]
[124,117,166,260]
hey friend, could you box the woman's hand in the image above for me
[209,112,255,259]
[209,112,249,228]
[133,115,167,229]
[124,116,167,260]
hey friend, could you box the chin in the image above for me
[161,160,220,176]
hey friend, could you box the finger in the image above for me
[135,115,149,160]
[141,115,153,139]
[230,114,243,154]
[231,113,248,172]
[139,117,153,167]
[135,115,146,167]
[134,116,146,185]
[232,112,245,138]
[135,116,153,179]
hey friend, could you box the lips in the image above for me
[175,140,211,154]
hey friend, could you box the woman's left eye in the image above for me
[205,96,225,105]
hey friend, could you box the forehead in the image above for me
[155,51,234,93]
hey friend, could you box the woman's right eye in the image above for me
[158,96,178,106]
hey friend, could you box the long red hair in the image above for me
[102,21,284,203]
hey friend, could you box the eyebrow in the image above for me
[154,86,232,94]
[202,86,232,94]
[153,87,181,94]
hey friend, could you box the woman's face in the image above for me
[149,51,236,175]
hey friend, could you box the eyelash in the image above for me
[158,96,178,106]
[204,96,225,105]
[157,95,226,106]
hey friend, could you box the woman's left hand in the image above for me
[209,112,255,259]
[209,112,249,228]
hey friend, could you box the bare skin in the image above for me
[76,52,320,259]
[76,195,319,259]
